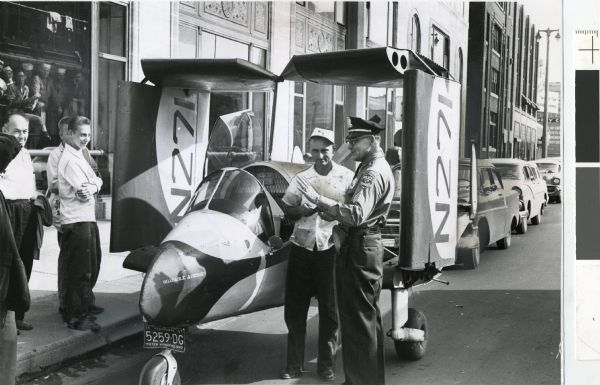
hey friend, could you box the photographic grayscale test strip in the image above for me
[575,28,600,361]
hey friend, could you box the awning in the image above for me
[141,58,279,92]
[280,47,449,88]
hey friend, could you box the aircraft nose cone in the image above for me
[140,241,207,326]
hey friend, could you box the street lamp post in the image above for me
[536,28,560,158]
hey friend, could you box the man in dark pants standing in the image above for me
[280,128,353,381]
[296,116,394,385]
[0,113,38,331]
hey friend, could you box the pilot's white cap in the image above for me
[309,127,335,144]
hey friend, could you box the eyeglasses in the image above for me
[346,136,372,146]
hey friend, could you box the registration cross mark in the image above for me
[579,35,600,64]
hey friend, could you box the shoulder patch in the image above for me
[359,172,376,188]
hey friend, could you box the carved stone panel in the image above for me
[254,2,267,34]
[204,2,249,27]
[307,25,333,53]
[295,19,305,48]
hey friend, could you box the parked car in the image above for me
[491,158,547,225]
[382,158,521,269]
[535,158,562,203]
[455,159,521,268]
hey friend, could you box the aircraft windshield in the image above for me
[206,108,265,175]
[188,169,273,240]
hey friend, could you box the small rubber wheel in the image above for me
[460,247,479,270]
[394,308,428,360]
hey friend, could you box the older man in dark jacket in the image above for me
[0,132,31,385]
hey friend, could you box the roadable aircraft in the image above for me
[111,47,470,385]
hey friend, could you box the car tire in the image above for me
[460,247,480,270]
[496,230,511,249]
[394,308,428,361]
[516,217,528,234]
[531,211,542,225]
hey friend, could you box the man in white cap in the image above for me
[279,128,353,382]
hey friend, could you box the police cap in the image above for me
[346,115,384,140]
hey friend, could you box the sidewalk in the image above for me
[16,220,145,377]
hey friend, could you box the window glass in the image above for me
[250,47,266,67]
[98,58,124,152]
[480,169,492,189]
[215,36,249,60]
[293,96,305,152]
[431,26,450,70]
[99,3,126,57]
[178,24,197,58]
[307,1,335,20]
[335,2,345,25]
[494,164,520,180]
[201,31,217,58]
[305,82,333,150]
[410,14,421,53]
[368,1,388,45]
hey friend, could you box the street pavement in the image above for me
[18,202,561,385]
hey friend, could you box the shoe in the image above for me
[67,317,101,332]
[318,369,335,381]
[89,305,104,315]
[280,368,303,379]
[16,320,33,331]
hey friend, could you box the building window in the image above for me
[490,68,500,94]
[306,1,335,21]
[492,24,502,53]
[0,2,92,149]
[334,2,345,25]
[431,26,450,70]
[410,14,421,53]
[97,2,128,152]
[293,82,334,154]
[366,1,388,46]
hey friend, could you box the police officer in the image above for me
[296,115,394,385]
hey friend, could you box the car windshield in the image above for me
[536,163,559,173]
[188,169,271,239]
[458,165,470,201]
[493,164,520,180]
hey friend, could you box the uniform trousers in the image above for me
[337,228,385,385]
[284,244,338,373]
[5,199,36,321]
[59,222,101,320]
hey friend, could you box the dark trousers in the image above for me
[59,222,101,320]
[5,199,36,321]
[337,229,385,385]
[284,244,338,372]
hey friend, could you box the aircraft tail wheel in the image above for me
[139,350,181,385]
[394,308,428,360]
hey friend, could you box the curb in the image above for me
[16,290,142,377]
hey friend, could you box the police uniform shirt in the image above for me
[283,162,353,251]
[58,144,103,225]
[321,148,394,228]
[0,148,36,200]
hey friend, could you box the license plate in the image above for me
[143,323,186,353]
